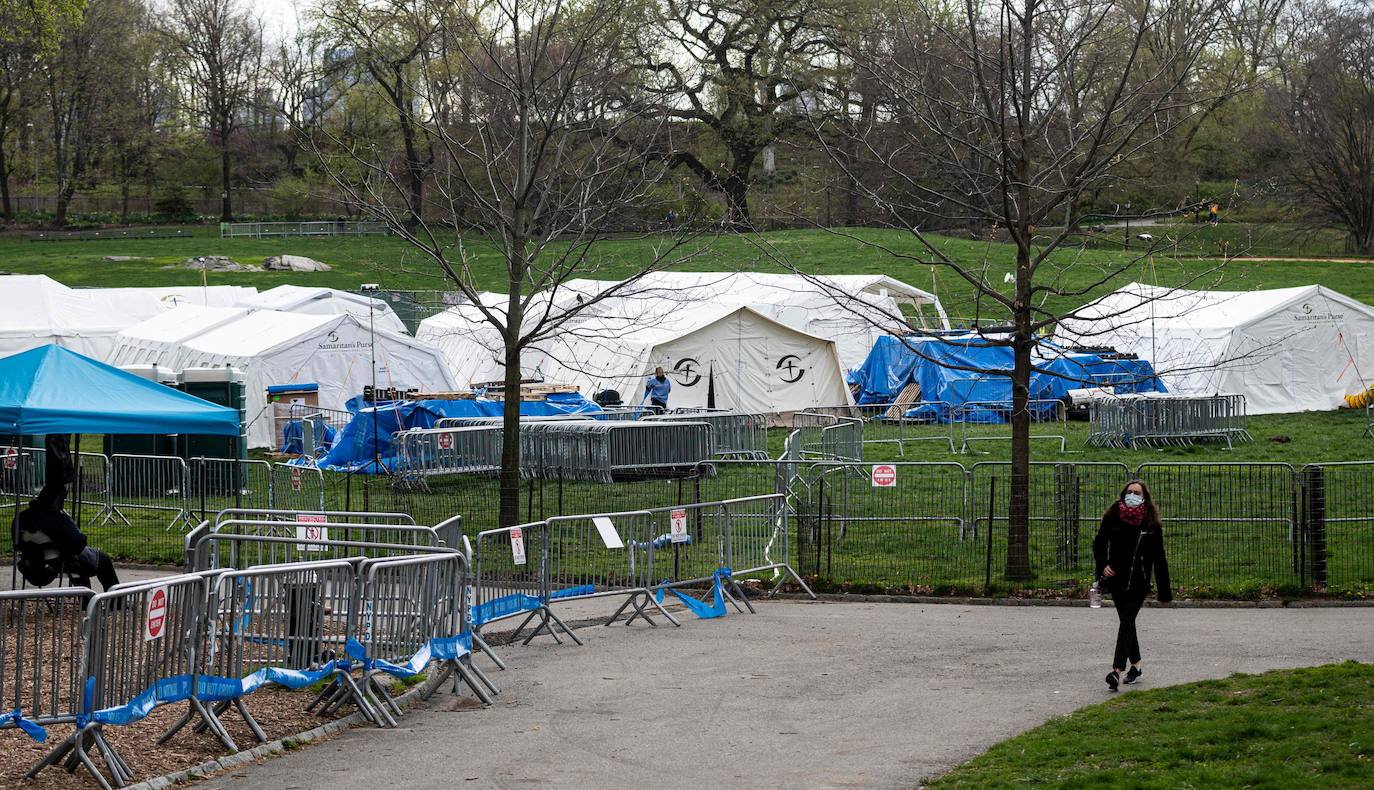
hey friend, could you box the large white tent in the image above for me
[111,308,457,447]
[0,274,255,360]
[237,285,408,334]
[415,272,950,388]
[1056,283,1374,413]
[528,303,853,414]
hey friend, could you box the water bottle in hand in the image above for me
[1089,581,1103,609]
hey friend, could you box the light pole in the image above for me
[26,123,36,213]
[360,283,382,475]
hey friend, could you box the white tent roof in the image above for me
[0,275,257,361]
[530,303,853,414]
[108,305,253,367]
[238,285,408,334]
[111,309,457,447]
[1057,283,1374,414]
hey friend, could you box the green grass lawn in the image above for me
[928,662,1374,789]
[4,224,1373,325]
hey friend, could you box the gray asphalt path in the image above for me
[200,600,1374,790]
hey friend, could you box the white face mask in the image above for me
[1123,493,1145,508]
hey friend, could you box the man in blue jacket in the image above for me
[644,366,671,414]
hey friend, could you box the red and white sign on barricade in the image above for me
[295,513,328,552]
[144,586,169,641]
[291,467,303,491]
[669,508,689,544]
[2,446,17,470]
[871,464,898,488]
[437,432,453,450]
[510,527,527,566]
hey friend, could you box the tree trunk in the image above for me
[120,180,130,224]
[0,143,11,222]
[498,289,524,529]
[54,181,76,228]
[1005,247,1034,581]
[220,121,233,222]
[723,150,755,230]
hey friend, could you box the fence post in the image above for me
[1302,465,1326,590]
[984,477,996,594]
[1055,463,1080,572]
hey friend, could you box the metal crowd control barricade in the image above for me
[99,453,195,531]
[190,532,448,573]
[849,401,957,455]
[472,522,581,644]
[643,412,769,460]
[189,458,273,520]
[271,463,326,512]
[519,421,711,481]
[394,426,503,485]
[543,509,681,631]
[187,517,446,570]
[793,412,864,460]
[1088,394,1251,449]
[357,553,498,716]
[716,494,814,597]
[1,588,91,737]
[956,400,1068,453]
[30,574,222,790]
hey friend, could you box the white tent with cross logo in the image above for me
[109,307,457,447]
[525,303,852,415]
[1056,283,1374,414]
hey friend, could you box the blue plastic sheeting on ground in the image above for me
[315,392,601,473]
[848,335,1165,413]
[0,708,48,742]
[0,345,240,436]
[279,419,338,455]
[654,569,730,619]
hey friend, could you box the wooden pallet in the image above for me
[884,382,922,421]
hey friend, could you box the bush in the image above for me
[153,186,198,222]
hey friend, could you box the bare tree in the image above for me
[631,0,845,228]
[265,20,343,177]
[801,0,1255,580]
[315,0,705,527]
[1270,1,1374,254]
[163,0,262,222]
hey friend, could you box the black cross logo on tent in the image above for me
[777,354,805,383]
[673,357,701,386]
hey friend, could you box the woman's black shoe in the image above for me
[1105,671,1120,691]
[1124,666,1142,684]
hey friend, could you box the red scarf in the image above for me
[1119,500,1146,525]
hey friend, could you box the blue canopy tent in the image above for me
[0,345,240,437]
[847,335,1165,421]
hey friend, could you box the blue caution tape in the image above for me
[0,708,48,742]
[655,568,731,620]
[346,634,474,678]
[84,662,345,728]
[549,584,595,601]
[472,593,542,625]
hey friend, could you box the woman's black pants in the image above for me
[1112,590,1147,670]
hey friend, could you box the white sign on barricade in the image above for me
[669,508,689,544]
[296,513,328,552]
[438,432,453,450]
[144,585,169,641]
[510,527,527,565]
[592,516,624,549]
[2,446,16,470]
[291,467,303,491]
[872,464,897,488]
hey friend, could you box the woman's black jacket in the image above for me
[1092,502,1172,602]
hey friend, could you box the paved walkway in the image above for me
[200,600,1374,790]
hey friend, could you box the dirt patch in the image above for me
[0,685,350,789]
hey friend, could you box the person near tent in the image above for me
[14,435,121,590]
[643,366,671,414]
[1093,479,1171,692]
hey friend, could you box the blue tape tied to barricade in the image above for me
[471,585,594,625]
[345,633,474,677]
[0,708,48,742]
[86,661,345,727]
[654,568,730,619]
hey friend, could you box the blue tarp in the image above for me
[847,335,1165,418]
[315,392,601,472]
[0,345,240,436]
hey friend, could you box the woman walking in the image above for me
[1093,479,1172,691]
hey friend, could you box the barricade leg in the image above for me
[30,724,130,790]
[514,607,583,646]
[158,696,239,752]
[471,631,507,671]
[605,589,682,628]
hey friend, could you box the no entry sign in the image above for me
[871,464,898,488]
[438,432,453,450]
[669,508,689,543]
[510,527,527,565]
[144,586,169,641]
[2,446,17,470]
[296,513,328,552]
[291,467,303,491]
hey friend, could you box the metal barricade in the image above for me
[1088,394,1251,449]
[543,510,680,630]
[358,553,497,713]
[272,463,326,512]
[956,400,1068,453]
[31,574,223,790]
[643,412,769,460]
[190,533,449,572]
[100,453,195,531]
[1,588,91,734]
[187,516,445,570]
[472,522,581,643]
[793,412,864,460]
[854,401,957,455]
[393,426,504,483]
[189,458,273,521]
[1300,461,1374,593]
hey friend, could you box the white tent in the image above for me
[528,303,853,414]
[238,285,408,334]
[1056,283,1374,414]
[107,305,254,367]
[415,272,950,387]
[0,275,256,361]
[112,309,457,447]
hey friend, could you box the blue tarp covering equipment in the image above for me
[847,335,1165,421]
[315,391,601,472]
[0,345,240,436]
